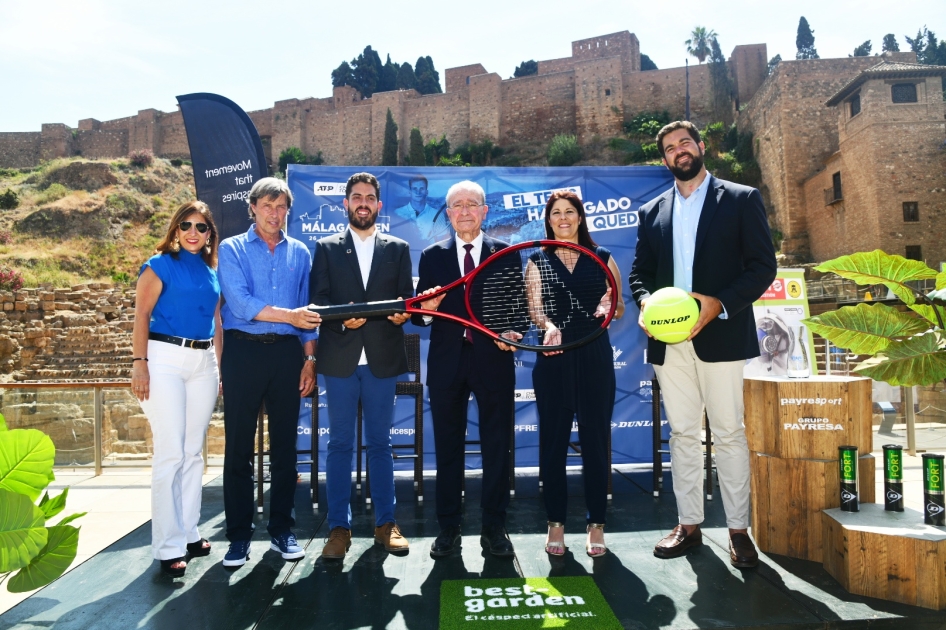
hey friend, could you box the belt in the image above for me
[149,332,213,350]
[228,330,297,344]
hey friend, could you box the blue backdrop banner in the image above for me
[287,165,673,471]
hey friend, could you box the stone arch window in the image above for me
[849,93,861,117]
[891,83,918,103]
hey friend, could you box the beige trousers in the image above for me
[653,340,750,529]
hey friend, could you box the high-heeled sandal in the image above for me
[186,538,211,557]
[545,521,566,556]
[160,557,187,577]
[586,523,607,557]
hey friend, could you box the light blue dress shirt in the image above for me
[672,174,727,318]
[218,225,318,344]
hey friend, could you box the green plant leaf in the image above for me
[802,303,930,355]
[815,250,937,305]
[936,271,946,291]
[55,512,86,527]
[7,525,79,593]
[853,331,946,386]
[38,488,68,521]
[0,429,55,502]
[0,488,48,573]
[0,413,7,431]
[909,303,946,328]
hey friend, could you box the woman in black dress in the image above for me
[526,191,624,557]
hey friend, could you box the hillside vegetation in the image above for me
[0,158,196,287]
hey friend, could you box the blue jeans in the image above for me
[324,366,397,530]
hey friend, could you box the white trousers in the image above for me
[653,340,751,529]
[138,340,219,560]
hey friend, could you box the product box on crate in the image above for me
[822,505,946,610]
[750,452,876,563]
[745,375,872,459]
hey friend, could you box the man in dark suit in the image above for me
[310,172,414,560]
[413,180,523,558]
[629,121,777,569]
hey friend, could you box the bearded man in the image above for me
[309,172,414,559]
[628,121,776,569]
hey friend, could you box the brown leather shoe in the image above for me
[653,524,703,559]
[375,522,409,553]
[729,533,759,568]
[321,527,352,559]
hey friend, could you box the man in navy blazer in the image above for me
[629,121,777,568]
[310,172,414,560]
[413,180,523,558]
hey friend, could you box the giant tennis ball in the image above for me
[642,287,700,344]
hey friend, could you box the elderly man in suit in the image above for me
[413,180,524,559]
[629,121,777,569]
[310,172,414,560]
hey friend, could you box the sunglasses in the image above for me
[179,221,209,233]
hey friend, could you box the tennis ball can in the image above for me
[882,444,904,512]
[839,446,858,512]
[922,453,944,526]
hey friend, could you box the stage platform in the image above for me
[2,469,944,630]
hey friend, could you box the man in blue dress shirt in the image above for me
[629,121,776,569]
[217,177,322,568]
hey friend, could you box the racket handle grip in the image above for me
[307,300,408,321]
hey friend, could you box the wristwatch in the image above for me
[304,355,317,362]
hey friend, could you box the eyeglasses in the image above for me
[179,221,209,233]
[448,202,483,212]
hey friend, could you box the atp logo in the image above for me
[612,346,627,369]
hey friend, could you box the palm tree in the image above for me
[685,27,717,64]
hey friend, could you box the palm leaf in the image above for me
[816,250,936,305]
[0,429,55,502]
[0,488,47,573]
[853,331,946,386]
[56,512,86,527]
[38,488,69,521]
[802,303,930,355]
[909,303,946,328]
[7,525,80,593]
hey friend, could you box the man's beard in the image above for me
[667,151,704,181]
[348,207,377,230]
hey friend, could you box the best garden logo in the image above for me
[440,576,620,629]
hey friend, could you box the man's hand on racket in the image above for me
[494,330,522,352]
[388,299,410,326]
[542,325,563,356]
[418,286,445,311]
[637,298,653,339]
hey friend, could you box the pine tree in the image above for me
[378,54,398,93]
[767,54,782,75]
[382,109,398,166]
[513,60,538,77]
[415,56,442,94]
[407,128,425,166]
[640,54,658,71]
[852,41,872,57]
[796,17,819,59]
[882,34,900,53]
[331,61,355,89]
[352,46,383,97]
[396,62,416,90]
[708,38,733,123]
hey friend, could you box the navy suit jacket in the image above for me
[412,234,518,391]
[628,175,777,365]
[310,230,413,379]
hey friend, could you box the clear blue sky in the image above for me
[2,0,940,132]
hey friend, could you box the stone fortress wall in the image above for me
[0,31,767,170]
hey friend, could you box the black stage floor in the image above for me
[3,469,945,629]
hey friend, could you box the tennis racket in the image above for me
[308,240,617,352]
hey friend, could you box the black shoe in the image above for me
[186,538,211,557]
[430,526,462,558]
[160,557,187,577]
[480,525,515,557]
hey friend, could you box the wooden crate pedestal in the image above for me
[751,452,874,562]
[745,375,872,563]
[822,505,946,610]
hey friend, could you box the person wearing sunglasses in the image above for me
[131,200,222,578]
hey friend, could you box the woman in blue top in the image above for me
[527,191,625,558]
[131,200,222,578]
